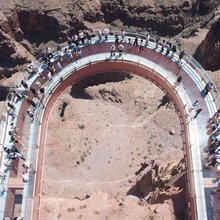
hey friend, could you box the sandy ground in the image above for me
[40,74,184,220]
[40,192,174,220]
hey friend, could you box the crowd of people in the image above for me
[3,77,39,182]
[51,28,187,63]
[1,28,217,219]
[204,109,220,168]
[107,32,185,60]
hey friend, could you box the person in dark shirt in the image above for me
[133,36,139,46]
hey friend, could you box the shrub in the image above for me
[78,124,85,129]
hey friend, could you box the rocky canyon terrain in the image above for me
[0,0,220,220]
[0,0,219,86]
[0,0,220,77]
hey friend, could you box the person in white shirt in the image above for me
[118,44,124,56]
[111,44,116,56]
[27,109,35,119]
[79,31,85,44]
[97,29,102,41]
[121,30,126,42]
[139,39,144,51]
[103,28,110,40]
[145,35,150,47]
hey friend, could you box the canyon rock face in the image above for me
[101,0,217,35]
[195,17,220,71]
[127,159,188,218]
[127,159,186,202]
[0,0,219,75]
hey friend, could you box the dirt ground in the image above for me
[39,74,184,220]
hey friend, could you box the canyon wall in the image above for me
[0,0,219,75]
[195,17,220,71]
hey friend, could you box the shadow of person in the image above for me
[135,162,149,175]
[157,94,171,109]
[212,177,219,184]
[114,54,121,59]
[107,54,114,60]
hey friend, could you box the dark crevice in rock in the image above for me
[0,65,24,79]
[0,86,10,101]
[70,72,132,99]
[17,10,62,44]
[194,18,220,71]
[197,0,218,16]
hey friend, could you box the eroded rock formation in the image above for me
[127,159,186,203]
[0,10,34,77]
[195,17,220,71]
[101,0,217,35]
[127,159,188,217]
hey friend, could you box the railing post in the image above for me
[188,144,193,148]
[39,100,45,109]
[35,144,39,149]
[213,95,218,102]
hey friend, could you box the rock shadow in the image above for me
[0,87,10,101]
[127,159,188,219]
[59,101,68,117]
[70,72,132,99]
[157,94,171,109]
